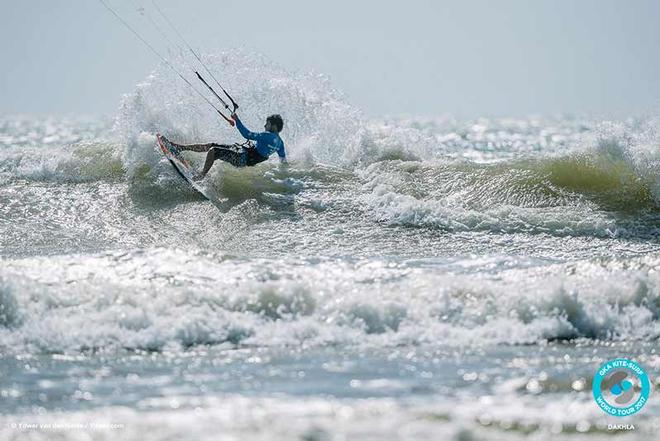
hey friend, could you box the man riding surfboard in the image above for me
[173,113,286,179]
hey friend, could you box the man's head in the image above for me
[265,114,284,133]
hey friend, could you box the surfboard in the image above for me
[156,134,221,204]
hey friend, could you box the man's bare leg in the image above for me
[179,142,216,153]
[195,149,217,180]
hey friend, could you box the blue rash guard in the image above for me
[234,116,286,161]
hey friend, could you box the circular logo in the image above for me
[592,358,651,417]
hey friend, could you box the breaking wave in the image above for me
[359,118,660,238]
[1,250,659,355]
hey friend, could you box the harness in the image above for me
[227,140,254,151]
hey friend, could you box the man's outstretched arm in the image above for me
[233,114,267,142]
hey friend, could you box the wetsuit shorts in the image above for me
[212,144,268,167]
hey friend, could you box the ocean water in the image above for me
[1,51,659,440]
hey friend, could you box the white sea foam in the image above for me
[115,49,363,173]
[1,249,658,354]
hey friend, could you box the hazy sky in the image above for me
[1,0,659,117]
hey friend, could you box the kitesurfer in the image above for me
[177,113,286,178]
